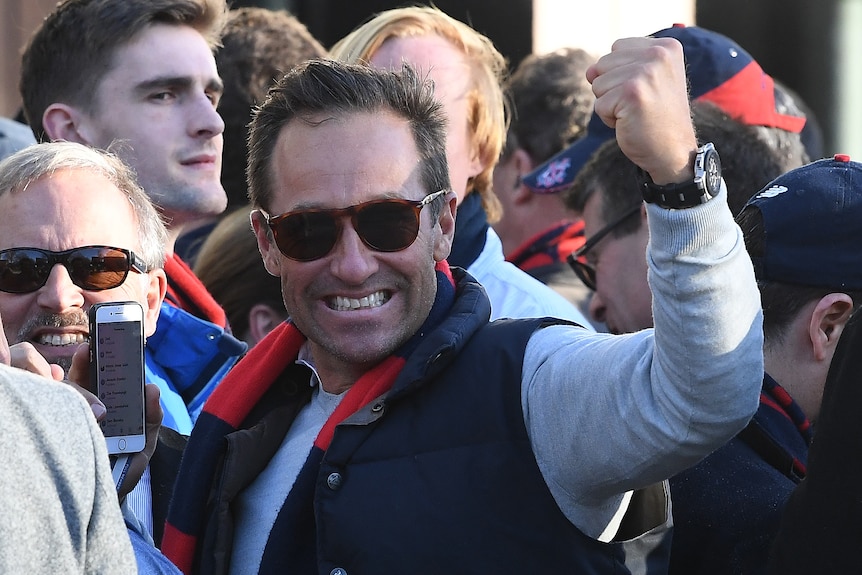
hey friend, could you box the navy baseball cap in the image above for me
[522,24,807,194]
[742,154,862,290]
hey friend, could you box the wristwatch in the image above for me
[639,143,722,208]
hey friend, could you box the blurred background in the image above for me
[2,0,855,158]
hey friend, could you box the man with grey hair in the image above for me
[0,142,188,570]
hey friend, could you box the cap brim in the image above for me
[522,119,615,193]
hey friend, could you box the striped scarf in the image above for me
[162,260,456,574]
[506,219,586,273]
[163,253,227,328]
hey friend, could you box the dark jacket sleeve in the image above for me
[151,427,188,548]
[768,312,862,573]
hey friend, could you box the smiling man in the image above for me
[0,143,167,378]
[0,141,191,570]
[164,42,764,575]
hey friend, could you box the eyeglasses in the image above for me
[0,245,148,294]
[261,190,448,262]
[566,204,641,291]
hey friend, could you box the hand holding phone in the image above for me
[88,301,146,455]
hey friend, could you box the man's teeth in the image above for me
[37,333,87,346]
[331,291,388,311]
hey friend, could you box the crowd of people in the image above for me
[0,0,855,573]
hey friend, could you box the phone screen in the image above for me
[91,302,146,454]
[97,321,144,437]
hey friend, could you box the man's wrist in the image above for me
[639,143,722,209]
[642,142,698,186]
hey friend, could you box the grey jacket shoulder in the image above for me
[0,365,136,573]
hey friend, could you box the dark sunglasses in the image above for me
[261,190,448,262]
[566,204,641,291]
[0,245,148,294]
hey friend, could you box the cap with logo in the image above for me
[522,24,807,194]
[741,153,862,290]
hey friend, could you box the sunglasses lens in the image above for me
[0,249,50,293]
[356,201,420,252]
[0,247,133,293]
[268,196,430,261]
[570,256,597,291]
[72,247,132,290]
[271,211,339,261]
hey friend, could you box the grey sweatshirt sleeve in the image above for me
[82,389,140,574]
[0,368,136,574]
[520,184,764,539]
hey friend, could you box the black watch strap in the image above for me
[639,143,722,209]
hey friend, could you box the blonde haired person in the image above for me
[331,6,591,326]
[333,5,505,220]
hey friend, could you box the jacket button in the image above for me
[331,569,347,575]
[327,472,343,490]
[371,401,384,413]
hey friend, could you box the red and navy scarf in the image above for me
[164,253,227,329]
[739,374,813,483]
[162,261,456,574]
[506,220,586,273]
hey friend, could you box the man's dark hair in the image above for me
[20,0,227,141]
[692,101,790,215]
[736,206,862,345]
[216,7,326,210]
[563,138,642,237]
[773,79,822,162]
[502,47,595,164]
[247,59,450,213]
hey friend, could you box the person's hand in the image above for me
[10,341,66,381]
[66,343,163,499]
[586,36,698,185]
[11,342,106,420]
[117,383,162,500]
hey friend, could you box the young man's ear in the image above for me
[810,293,855,362]
[42,104,94,144]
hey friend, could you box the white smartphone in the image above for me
[88,301,146,455]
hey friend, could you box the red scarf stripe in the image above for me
[437,259,454,284]
[160,524,195,574]
[314,356,406,450]
[164,253,227,328]
[204,323,303,428]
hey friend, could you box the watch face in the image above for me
[704,148,722,195]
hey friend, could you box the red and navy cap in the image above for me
[522,24,808,194]
[742,154,862,290]
[521,112,614,194]
[654,24,806,133]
